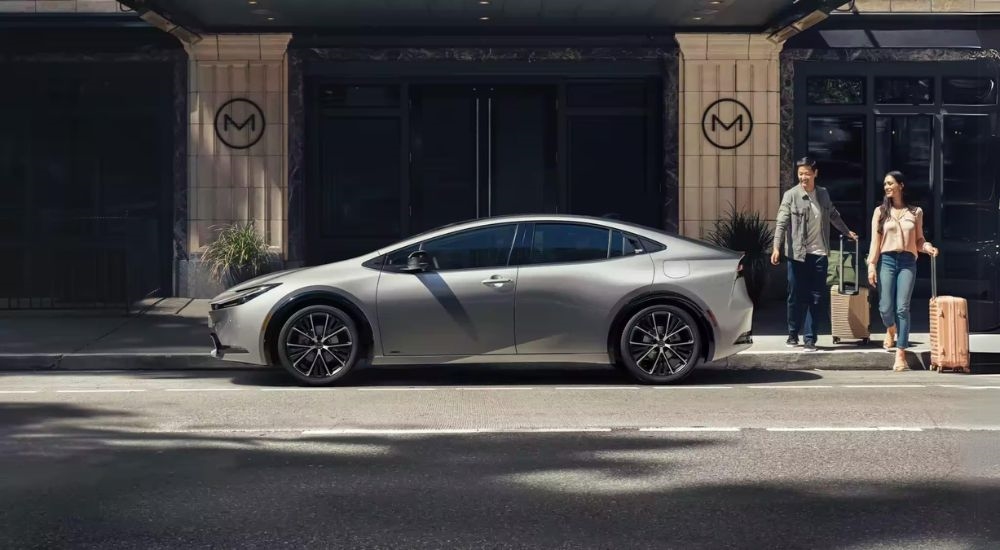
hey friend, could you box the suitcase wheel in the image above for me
[832,337,841,344]
[860,338,869,345]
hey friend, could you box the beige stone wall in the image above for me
[677,34,783,240]
[0,0,129,12]
[846,0,998,11]
[185,35,291,257]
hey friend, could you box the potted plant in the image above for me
[201,221,274,287]
[706,207,774,306]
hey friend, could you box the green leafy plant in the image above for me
[706,207,775,306]
[201,221,274,286]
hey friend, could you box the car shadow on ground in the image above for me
[128,363,825,388]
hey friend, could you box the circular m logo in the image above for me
[214,98,266,150]
[701,98,753,150]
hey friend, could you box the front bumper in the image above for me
[208,305,268,366]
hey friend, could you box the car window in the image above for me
[385,244,420,269]
[609,230,658,258]
[419,224,518,271]
[528,223,611,265]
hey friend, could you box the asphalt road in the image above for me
[2,367,999,549]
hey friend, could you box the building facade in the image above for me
[1,0,998,330]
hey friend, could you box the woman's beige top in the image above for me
[866,205,931,265]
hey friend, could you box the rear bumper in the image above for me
[708,280,755,362]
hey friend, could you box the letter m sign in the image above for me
[224,114,256,133]
[711,114,744,132]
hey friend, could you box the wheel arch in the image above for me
[261,288,376,367]
[607,291,717,366]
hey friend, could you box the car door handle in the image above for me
[481,276,513,286]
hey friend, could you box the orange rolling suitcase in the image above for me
[929,256,970,373]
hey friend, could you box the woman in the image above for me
[866,171,939,371]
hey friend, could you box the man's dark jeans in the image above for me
[787,254,829,345]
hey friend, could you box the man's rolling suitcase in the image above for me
[929,256,971,373]
[830,235,870,345]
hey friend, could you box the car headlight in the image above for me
[210,284,281,310]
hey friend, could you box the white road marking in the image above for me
[259,388,338,392]
[0,390,39,394]
[555,386,640,391]
[301,428,614,436]
[454,387,535,391]
[54,389,146,394]
[841,385,926,388]
[652,386,733,390]
[639,427,741,432]
[766,427,924,432]
[356,387,437,392]
[748,385,835,389]
[164,388,245,392]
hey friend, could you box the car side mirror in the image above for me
[401,251,433,273]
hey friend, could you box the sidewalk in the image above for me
[0,297,939,372]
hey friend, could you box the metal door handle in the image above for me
[482,276,512,286]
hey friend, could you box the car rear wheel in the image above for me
[618,304,701,384]
[277,305,360,386]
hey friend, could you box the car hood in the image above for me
[210,268,306,304]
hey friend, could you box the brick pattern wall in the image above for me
[0,0,129,12]
[676,34,783,240]
[185,35,291,257]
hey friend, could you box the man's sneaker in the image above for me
[785,336,799,348]
[803,342,818,352]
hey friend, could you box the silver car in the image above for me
[208,215,754,385]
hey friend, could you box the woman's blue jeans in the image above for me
[878,251,917,349]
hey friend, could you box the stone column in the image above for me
[183,34,290,296]
[676,34,784,239]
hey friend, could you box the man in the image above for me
[771,157,858,352]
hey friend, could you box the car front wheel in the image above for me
[276,305,360,386]
[618,304,702,384]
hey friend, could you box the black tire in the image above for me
[618,304,702,385]
[276,305,360,386]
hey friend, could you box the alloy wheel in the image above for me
[627,308,697,377]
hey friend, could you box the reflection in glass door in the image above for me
[940,115,1000,330]
[806,115,866,236]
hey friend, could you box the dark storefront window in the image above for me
[943,78,997,105]
[806,77,865,105]
[0,63,174,308]
[796,63,1000,330]
[875,77,933,105]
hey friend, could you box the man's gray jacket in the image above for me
[773,185,852,262]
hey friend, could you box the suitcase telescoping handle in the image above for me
[931,254,938,299]
[838,234,860,295]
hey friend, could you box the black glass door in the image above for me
[409,85,558,234]
[939,114,1000,331]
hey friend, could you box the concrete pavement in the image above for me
[0,297,989,373]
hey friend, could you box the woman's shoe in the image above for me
[892,350,909,372]
[884,326,897,352]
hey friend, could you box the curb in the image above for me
[0,353,247,371]
[712,350,931,371]
[0,351,930,372]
